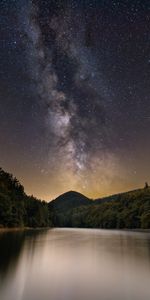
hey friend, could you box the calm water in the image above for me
[0,228,150,300]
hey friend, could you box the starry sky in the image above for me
[0,0,150,200]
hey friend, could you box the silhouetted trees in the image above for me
[0,167,150,229]
[144,182,149,189]
[50,188,150,229]
[0,168,52,228]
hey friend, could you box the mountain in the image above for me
[0,167,150,229]
[48,191,92,226]
[49,187,150,229]
[49,191,92,212]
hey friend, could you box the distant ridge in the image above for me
[94,188,145,204]
[48,186,150,229]
[0,166,150,229]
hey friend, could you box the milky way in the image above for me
[23,0,120,193]
[0,0,150,199]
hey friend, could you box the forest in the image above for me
[0,168,52,227]
[50,189,150,229]
[0,167,150,229]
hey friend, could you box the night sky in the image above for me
[0,0,150,200]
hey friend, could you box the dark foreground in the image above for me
[1,167,150,229]
[0,228,150,300]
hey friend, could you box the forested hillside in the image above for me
[0,168,52,227]
[50,188,150,229]
[48,191,92,226]
[0,167,150,229]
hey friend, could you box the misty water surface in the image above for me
[0,228,150,300]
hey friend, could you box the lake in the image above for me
[0,228,150,300]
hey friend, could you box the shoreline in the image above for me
[0,227,149,233]
[0,227,50,233]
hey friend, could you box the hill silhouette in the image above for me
[48,191,92,227]
[49,187,150,229]
[0,167,150,229]
[49,191,92,212]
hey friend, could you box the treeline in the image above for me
[0,167,150,229]
[51,189,150,229]
[0,168,52,227]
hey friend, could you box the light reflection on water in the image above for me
[0,228,150,300]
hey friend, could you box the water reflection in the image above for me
[0,230,48,281]
[0,231,25,280]
[0,228,150,300]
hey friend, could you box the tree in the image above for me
[144,182,149,189]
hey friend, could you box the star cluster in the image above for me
[0,0,150,200]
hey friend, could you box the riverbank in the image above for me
[0,227,149,233]
[0,227,30,232]
[0,227,51,233]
